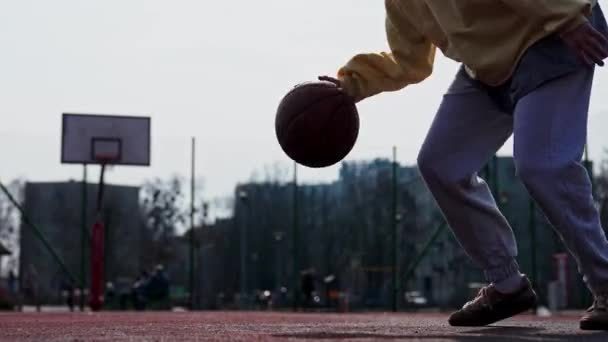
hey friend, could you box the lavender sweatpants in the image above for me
[417,67,608,295]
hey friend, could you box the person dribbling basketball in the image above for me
[322,0,608,330]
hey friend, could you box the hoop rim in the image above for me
[94,154,120,165]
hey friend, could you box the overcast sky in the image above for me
[1,0,608,200]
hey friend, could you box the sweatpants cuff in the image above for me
[484,259,521,283]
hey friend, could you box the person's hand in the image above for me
[561,21,608,67]
[318,76,342,88]
[318,76,362,103]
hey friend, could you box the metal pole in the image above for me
[80,164,88,311]
[322,186,332,309]
[0,181,77,285]
[190,137,196,310]
[483,161,491,191]
[103,210,111,292]
[239,197,247,307]
[237,188,249,308]
[89,163,107,311]
[96,165,107,212]
[392,146,398,312]
[292,162,299,311]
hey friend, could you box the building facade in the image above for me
[19,181,142,304]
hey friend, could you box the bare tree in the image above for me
[594,149,608,229]
[141,176,188,239]
[0,179,24,275]
[139,176,188,266]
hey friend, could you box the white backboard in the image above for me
[61,113,151,166]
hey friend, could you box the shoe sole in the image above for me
[449,291,538,327]
[580,320,608,331]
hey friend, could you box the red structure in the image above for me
[89,221,105,311]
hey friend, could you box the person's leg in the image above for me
[418,71,518,284]
[420,71,540,327]
[512,67,608,329]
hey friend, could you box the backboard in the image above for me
[61,113,151,166]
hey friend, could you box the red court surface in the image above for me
[1,311,607,341]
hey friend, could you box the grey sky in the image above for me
[1,0,607,199]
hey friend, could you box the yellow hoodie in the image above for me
[338,0,597,101]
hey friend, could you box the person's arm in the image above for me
[336,0,435,102]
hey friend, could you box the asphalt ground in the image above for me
[1,311,607,341]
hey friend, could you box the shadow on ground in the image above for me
[275,326,608,341]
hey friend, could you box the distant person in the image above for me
[301,269,315,308]
[147,265,169,301]
[104,282,115,308]
[324,274,339,309]
[320,0,608,330]
[59,280,74,312]
[253,289,263,309]
[75,287,85,311]
[22,264,40,312]
[114,277,132,310]
[7,270,16,295]
[278,286,288,308]
[132,270,150,311]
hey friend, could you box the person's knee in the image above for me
[417,148,442,182]
[515,160,553,186]
[418,148,468,184]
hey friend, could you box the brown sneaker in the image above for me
[580,296,608,330]
[448,277,537,327]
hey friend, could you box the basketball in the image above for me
[275,81,359,168]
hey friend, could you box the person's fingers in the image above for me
[575,31,607,66]
[589,25,608,47]
[318,76,343,90]
[580,39,606,65]
[579,50,596,66]
[579,26,608,65]
[587,35,608,62]
[320,76,337,83]
[318,76,340,85]
[566,36,596,66]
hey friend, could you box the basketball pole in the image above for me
[189,137,196,310]
[80,164,88,311]
[89,162,108,311]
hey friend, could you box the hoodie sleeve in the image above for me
[338,0,436,102]
[500,0,595,33]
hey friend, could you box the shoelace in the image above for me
[463,286,490,310]
[589,295,608,312]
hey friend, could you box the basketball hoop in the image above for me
[60,113,151,312]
